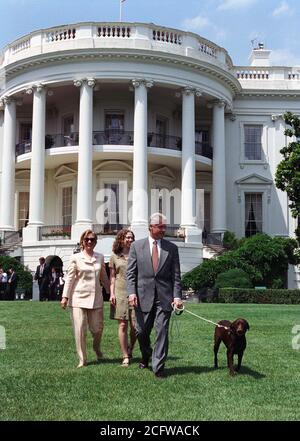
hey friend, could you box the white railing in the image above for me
[152,28,182,45]
[11,38,31,54]
[199,42,216,58]
[236,70,269,79]
[288,72,300,80]
[1,22,232,69]
[45,27,76,42]
[97,25,131,38]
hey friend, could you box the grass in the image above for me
[0,301,300,421]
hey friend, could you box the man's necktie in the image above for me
[152,240,159,273]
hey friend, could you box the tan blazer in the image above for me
[63,252,104,309]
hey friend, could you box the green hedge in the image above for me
[218,288,300,304]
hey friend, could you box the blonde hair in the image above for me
[79,229,97,250]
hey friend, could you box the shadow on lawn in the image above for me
[165,365,265,379]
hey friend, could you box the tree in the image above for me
[275,111,300,245]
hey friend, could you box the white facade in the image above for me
[0,22,299,287]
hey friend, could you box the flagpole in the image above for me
[119,0,122,22]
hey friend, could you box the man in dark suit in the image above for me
[6,268,17,300]
[34,257,49,301]
[126,213,182,378]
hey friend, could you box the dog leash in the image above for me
[172,303,230,330]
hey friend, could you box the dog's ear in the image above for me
[244,320,250,331]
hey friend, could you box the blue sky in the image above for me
[0,0,299,66]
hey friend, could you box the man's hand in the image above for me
[172,298,183,309]
[61,297,68,309]
[128,294,137,307]
[110,293,116,306]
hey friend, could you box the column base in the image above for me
[181,225,202,243]
[0,225,15,231]
[71,222,93,242]
[23,225,41,243]
[130,222,149,240]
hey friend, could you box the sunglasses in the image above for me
[84,237,96,243]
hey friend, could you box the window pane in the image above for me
[18,192,29,229]
[104,183,120,224]
[245,193,262,237]
[244,125,262,160]
[62,187,72,226]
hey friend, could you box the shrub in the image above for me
[182,233,300,290]
[0,256,32,294]
[223,231,240,250]
[218,288,300,304]
[214,268,252,289]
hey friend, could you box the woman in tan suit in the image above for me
[61,229,110,368]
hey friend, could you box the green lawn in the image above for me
[0,301,300,421]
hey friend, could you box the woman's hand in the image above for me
[110,293,116,306]
[61,297,68,309]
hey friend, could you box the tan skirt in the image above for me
[110,297,135,321]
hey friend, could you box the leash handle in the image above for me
[172,302,185,315]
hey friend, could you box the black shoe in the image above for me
[139,359,149,369]
[154,370,166,379]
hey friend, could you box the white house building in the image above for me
[0,22,299,287]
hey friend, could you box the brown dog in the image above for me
[214,318,250,376]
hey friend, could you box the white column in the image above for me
[131,79,152,239]
[0,97,16,230]
[72,79,95,240]
[181,88,201,243]
[23,85,46,242]
[212,100,227,234]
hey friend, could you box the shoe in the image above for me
[96,351,103,362]
[139,359,149,369]
[121,356,130,367]
[154,370,166,379]
[77,361,87,368]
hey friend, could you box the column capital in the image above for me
[73,78,96,88]
[26,84,46,94]
[132,79,153,89]
[86,78,96,88]
[182,86,194,96]
[73,79,83,88]
[0,95,18,106]
[212,99,226,108]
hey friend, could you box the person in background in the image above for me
[0,268,7,300]
[61,230,110,368]
[34,257,49,301]
[6,267,18,301]
[126,213,183,379]
[109,229,136,367]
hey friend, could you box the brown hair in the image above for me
[112,229,135,255]
[79,229,97,250]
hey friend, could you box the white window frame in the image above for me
[239,121,269,168]
[57,181,75,226]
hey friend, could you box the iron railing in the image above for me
[15,131,213,160]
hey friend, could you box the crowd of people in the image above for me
[0,267,18,301]
[61,212,183,379]
[34,257,64,301]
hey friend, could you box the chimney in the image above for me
[249,43,271,67]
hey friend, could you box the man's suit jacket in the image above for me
[126,237,182,312]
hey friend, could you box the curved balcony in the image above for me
[1,22,233,71]
[15,130,213,160]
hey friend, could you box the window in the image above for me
[62,187,72,226]
[244,125,262,160]
[104,183,120,225]
[105,113,125,144]
[156,116,168,148]
[18,192,29,229]
[245,193,262,237]
[62,115,74,146]
[20,123,32,142]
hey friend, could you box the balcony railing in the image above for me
[15,131,213,160]
[40,225,71,241]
